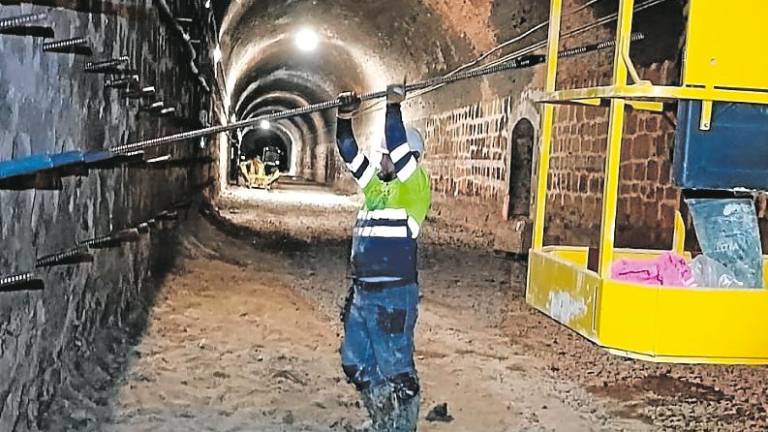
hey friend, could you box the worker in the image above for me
[335,83,431,432]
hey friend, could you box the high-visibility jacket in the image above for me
[336,104,431,282]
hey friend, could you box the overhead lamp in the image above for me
[295,28,319,52]
[259,120,271,130]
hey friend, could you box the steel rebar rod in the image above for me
[110,54,545,154]
[0,12,46,31]
[0,272,42,292]
[84,56,129,73]
[558,32,645,58]
[36,246,93,268]
[42,37,89,52]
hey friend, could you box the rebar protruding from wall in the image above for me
[84,56,133,74]
[0,12,46,31]
[42,37,92,55]
[157,107,176,117]
[0,272,43,292]
[36,246,93,268]
[145,155,171,164]
[156,211,178,221]
[105,75,139,90]
[122,86,156,99]
[139,100,165,113]
[79,228,140,248]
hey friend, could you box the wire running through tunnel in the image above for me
[110,55,545,154]
[110,30,645,155]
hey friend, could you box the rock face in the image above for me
[0,2,214,429]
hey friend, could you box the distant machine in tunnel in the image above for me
[240,128,292,173]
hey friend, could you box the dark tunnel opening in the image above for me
[240,128,292,172]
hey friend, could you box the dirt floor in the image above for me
[105,183,768,431]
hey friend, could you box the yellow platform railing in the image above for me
[527,0,768,364]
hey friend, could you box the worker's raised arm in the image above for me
[385,84,419,182]
[336,92,376,189]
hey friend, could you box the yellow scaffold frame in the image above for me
[527,0,768,365]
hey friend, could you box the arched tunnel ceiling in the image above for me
[216,0,494,161]
[214,0,682,181]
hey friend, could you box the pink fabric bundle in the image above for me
[611,252,694,287]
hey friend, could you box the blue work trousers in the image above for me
[340,282,419,390]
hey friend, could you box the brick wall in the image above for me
[327,0,687,250]
[546,61,680,249]
[421,97,514,202]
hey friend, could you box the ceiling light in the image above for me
[259,120,271,130]
[295,28,319,52]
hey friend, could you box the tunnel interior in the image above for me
[3,1,766,431]
[240,127,291,172]
[216,0,501,188]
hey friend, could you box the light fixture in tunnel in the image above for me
[294,28,319,52]
[259,119,271,130]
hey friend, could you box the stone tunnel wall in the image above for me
[321,0,686,250]
[325,0,684,251]
[546,61,681,250]
[0,2,213,429]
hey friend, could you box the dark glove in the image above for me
[386,82,406,105]
[337,91,361,119]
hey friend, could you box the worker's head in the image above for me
[372,127,425,182]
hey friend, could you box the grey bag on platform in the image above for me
[686,198,764,288]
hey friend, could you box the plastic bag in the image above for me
[686,198,764,288]
[690,255,745,288]
[611,252,694,287]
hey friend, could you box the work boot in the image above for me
[393,393,420,432]
[360,384,397,431]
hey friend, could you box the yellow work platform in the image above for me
[528,248,768,364]
[528,0,768,364]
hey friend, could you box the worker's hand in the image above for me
[386,82,406,105]
[337,91,361,119]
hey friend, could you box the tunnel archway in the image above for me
[508,117,535,218]
[240,128,292,173]
[220,20,386,185]
[215,0,489,188]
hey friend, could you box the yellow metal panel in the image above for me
[627,100,664,112]
[542,245,589,267]
[527,250,601,342]
[573,99,664,112]
[684,0,768,91]
[672,211,685,255]
[597,0,635,278]
[528,249,768,364]
[598,280,657,355]
[654,287,768,361]
[539,85,768,106]
[606,349,768,366]
[613,248,691,261]
[532,0,563,250]
[764,257,768,287]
